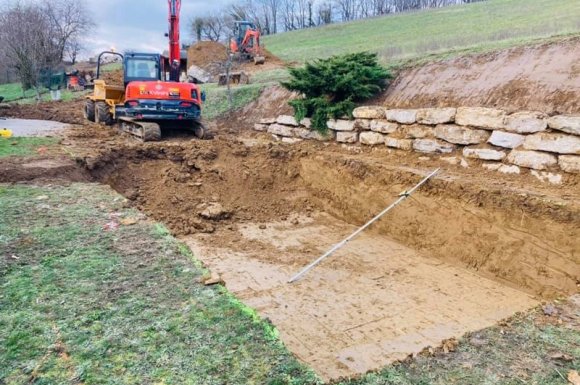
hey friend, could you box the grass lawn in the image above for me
[202,83,265,120]
[0,137,59,158]
[0,83,43,103]
[0,183,319,385]
[264,0,580,65]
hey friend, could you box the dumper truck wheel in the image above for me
[84,99,95,122]
[95,101,113,125]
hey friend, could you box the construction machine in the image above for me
[230,21,266,65]
[83,0,205,141]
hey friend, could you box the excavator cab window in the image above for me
[124,54,161,85]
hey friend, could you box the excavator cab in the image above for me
[124,53,163,84]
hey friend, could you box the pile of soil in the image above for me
[187,41,228,71]
[99,69,124,86]
[0,99,85,125]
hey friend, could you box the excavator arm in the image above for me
[168,0,181,81]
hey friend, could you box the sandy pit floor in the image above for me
[185,212,538,380]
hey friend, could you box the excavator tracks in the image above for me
[119,118,161,142]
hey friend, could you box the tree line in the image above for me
[0,0,93,94]
[192,0,486,42]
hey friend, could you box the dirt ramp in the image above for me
[383,37,580,114]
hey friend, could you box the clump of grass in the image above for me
[0,136,59,157]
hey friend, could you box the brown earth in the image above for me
[2,37,579,380]
[383,36,580,114]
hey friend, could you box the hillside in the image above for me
[264,0,580,64]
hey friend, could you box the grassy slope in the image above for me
[0,184,319,385]
[264,0,580,64]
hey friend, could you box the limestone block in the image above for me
[455,107,506,129]
[370,120,398,134]
[352,106,386,119]
[558,155,580,173]
[328,119,356,131]
[435,124,490,145]
[384,137,412,150]
[276,115,299,126]
[412,139,456,153]
[498,165,520,174]
[405,124,434,139]
[354,119,372,131]
[503,111,547,133]
[523,133,580,155]
[487,131,525,149]
[281,137,302,144]
[254,123,268,132]
[300,118,312,129]
[463,147,506,161]
[547,115,580,136]
[506,150,557,170]
[386,109,417,124]
[359,131,385,145]
[295,127,334,141]
[336,131,359,143]
[417,108,456,124]
[268,123,296,137]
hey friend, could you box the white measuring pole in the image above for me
[288,168,440,284]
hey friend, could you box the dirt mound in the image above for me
[382,37,580,114]
[187,41,228,70]
[99,69,124,86]
[0,99,85,125]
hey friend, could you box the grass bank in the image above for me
[264,0,580,65]
[0,183,319,385]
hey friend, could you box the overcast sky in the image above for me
[84,0,230,57]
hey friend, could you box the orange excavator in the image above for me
[230,21,266,65]
[83,0,205,141]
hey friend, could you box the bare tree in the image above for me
[0,0,94,99]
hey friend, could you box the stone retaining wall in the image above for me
[254,107,580,183]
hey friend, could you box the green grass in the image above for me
[202,83,265,120]
[0,183,320,385]
[338,310,579,385]
[0,137,59,158]
[264,0,580,65]
[0,83,43,103]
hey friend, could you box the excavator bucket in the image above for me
[254,55,265,65]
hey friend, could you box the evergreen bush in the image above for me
[281,52,392,133]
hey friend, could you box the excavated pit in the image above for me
[87,139,579,380]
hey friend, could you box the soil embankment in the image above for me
[383,37,580,114]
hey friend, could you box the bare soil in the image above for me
[383,37,580,114]
[2,38,579,380]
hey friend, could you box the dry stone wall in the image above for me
[255,108,580,182]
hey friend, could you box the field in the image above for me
[264,0,580,64]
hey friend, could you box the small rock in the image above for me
[259,224,267,230]
[530,170,562,185]
[482,162,502,171]
[558,155,580,173]
[204,273,225,286]
[542,304,558,316]
[199,202,231,220]
[254,123,268,132]
[498,165,520,174]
